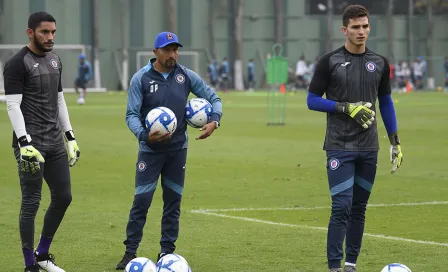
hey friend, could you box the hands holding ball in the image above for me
[146,98,216,143]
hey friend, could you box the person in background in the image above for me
[219,57,230,92]
[207,60,218,88]
[74,53,92,104]
[247,58,255,91]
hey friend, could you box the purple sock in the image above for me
[23,248,35,267]
[36,236,53,255]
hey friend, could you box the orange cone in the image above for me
[280,83,286,94]
[406,81,412,93]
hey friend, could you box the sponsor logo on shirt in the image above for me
[149,81,158,93]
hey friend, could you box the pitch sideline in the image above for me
[189,201,448,247]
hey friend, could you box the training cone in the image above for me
[406,81,412,93]
[280,83,286,94]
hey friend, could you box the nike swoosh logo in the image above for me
[341,62,350,67]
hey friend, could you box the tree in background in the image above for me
[233,0,244,90]
[165,0,176,33]
[208,0,217,60]
[387,0,394,63]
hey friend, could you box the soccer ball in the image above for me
[125,257,157,272]
[146,107,177,135]
[156,253,191,272]
[77,97,85,105]
[185,98,213,128]
[380,263,411,272]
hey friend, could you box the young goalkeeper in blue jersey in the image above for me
[115,32,223,270]
[307,5,403,272]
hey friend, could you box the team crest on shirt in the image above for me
[138,161,147,172]
[365,61,376,72]
[175,74,185,84]
[329,159,340,170]
[50,59,59,69]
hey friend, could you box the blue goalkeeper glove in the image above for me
[389,133,403,174]
[64,130,80,167]
[337,101,376,129]
[18,135,45,174]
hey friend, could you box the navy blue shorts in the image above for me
[135,149,187,196]
[326,150,378,197]
[75,78,87,89]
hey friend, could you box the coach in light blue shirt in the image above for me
[115,31,223,270]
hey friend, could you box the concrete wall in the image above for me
[0,0,447,90]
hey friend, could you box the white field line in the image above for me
[189,201,448,213]
[191,210,448,247]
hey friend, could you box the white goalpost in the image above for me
[0,44,107,94]
[136,51,201,75]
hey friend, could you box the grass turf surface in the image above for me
[0,91,447,271]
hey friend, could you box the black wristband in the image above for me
[65,130,76,141]
[18,135,31,147]
[388,133,400,145]
[335,102,348,113]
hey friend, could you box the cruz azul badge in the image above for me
[329,159,340,170]
[365,61,376,72]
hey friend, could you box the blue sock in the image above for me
[23,248,35,267]
[36,236,53,255]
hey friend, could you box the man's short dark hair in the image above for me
[28,12,56,30]
[342,5,369,27]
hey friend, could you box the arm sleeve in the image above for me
[125,72,148,141]
[186,68,223,122]
[308,54,331,96]
[57,92,73,132]
[307,91,337,112]
[6,94,27,138]
[377,58,397,135]
[378,94,398,136]
[3,58,26,95]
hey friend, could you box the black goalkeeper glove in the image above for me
[336,101,376,129]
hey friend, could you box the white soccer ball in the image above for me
[156,253,191,272]
[77,97,85,105]
[125,257,157,272]
[185,98,213,128]
[146,107,177,135]
[380,263,411,272]
[317,3,327,11]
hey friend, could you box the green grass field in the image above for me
[1,91,448,272]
